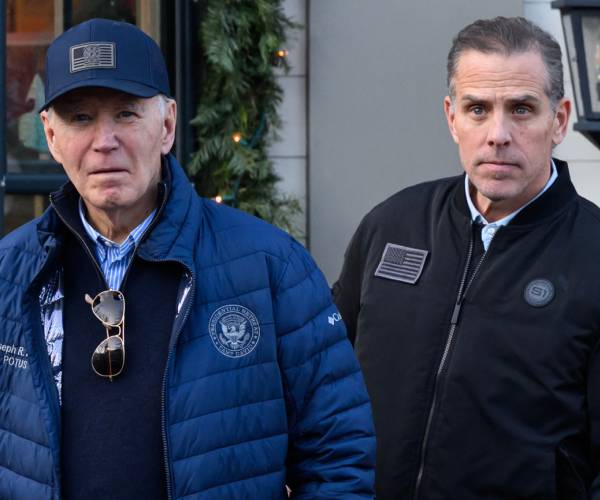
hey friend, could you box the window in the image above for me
[3,0,161,233]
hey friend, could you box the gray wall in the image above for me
[309,0,522,283]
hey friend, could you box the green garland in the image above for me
[189,0,302,236]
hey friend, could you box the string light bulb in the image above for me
[215,195,223,203]
[232,132,242,143]
[276,49,288,59]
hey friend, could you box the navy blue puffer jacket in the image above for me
[0,155,375,499]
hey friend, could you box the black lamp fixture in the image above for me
[553,0,600,148]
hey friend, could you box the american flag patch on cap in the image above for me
[70,43,115,73]
[374,243,428,284]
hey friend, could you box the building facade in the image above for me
[2,0,202,232]
[2,0,599,282]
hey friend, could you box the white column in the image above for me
[270,0,308,241]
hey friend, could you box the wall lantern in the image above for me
[553,0,600,148]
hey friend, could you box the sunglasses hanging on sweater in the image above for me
[85,290,126,381]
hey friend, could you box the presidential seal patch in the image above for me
[209,305,260,358]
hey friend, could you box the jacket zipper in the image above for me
[142,261,194,500]
[49,199,109,288]
[43,201,110,499]
[49,187,174,495]
[51,213,195,499]
[413,223,496,499]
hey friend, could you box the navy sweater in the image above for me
[60,225,181,499]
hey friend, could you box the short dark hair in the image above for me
[447,17,564,106]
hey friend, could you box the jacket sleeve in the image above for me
[332,219,368,346]
[274,241,375,499]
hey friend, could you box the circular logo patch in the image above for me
[209,304,260,358]
[524,279,555,308]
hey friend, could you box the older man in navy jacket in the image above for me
[0,18,375,500]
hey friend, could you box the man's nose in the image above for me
[92,118,119,152]
[486,113,511,147]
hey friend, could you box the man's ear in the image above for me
[160,99,177,155]
[40,110,63,164]
[552,97,571,146]
[444,96,459,144]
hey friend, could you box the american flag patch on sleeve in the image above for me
[70,43,116,73]
[374,243,428,284]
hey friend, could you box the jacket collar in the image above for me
[136,154,202,268]
[452,157,577,227]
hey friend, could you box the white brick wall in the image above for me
[524,0,600,205]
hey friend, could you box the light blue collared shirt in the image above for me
[465,160,558,251]
[79,199,156,290]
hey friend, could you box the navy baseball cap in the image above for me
[40,18,171,111]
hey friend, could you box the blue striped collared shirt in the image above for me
[465,159,558,251]
[78,199,156,290]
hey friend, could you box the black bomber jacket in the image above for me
[334,159,600,500]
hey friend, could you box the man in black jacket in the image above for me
[334,16,600,500]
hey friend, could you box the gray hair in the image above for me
[447,17,564,108]
[156,93,174,119]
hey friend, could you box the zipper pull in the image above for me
[450,301,462,326]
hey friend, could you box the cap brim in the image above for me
[39,79,162,112]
